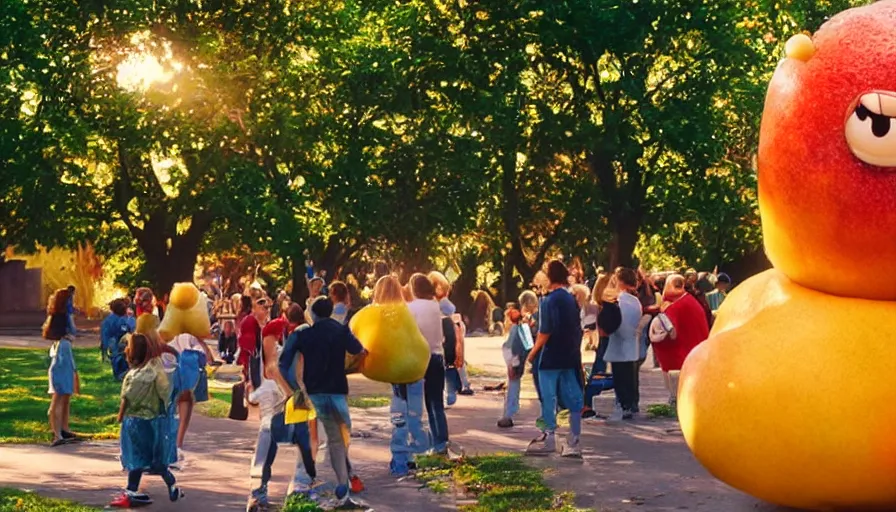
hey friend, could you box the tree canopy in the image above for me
[1,0,871,300]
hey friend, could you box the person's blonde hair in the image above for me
[571,284,590,305]
[428,271,451,300]
[591,273,610,303]
[531,270,549,293]
[373,276,405,304]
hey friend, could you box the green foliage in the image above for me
[347,395,390,409]
[415,454,578,512]
[194,391,231,419]
[0,489,98,512]
[282,492,324,512]
[0,348,121,444]
[647,404,678,419]
[1,0,875,293]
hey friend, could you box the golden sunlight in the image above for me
[115,31,181,92]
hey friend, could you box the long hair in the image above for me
[591,273,611,304]
[43,289,71,340]
[470,290,495,332]
[373,276,405,304]
[126,333,151,368]
[48,288,70,315]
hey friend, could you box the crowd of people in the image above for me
[41,257,731,510]
[493,262,730,452]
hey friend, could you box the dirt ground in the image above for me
[0,333,786,511]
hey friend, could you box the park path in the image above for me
[0,334,787,511]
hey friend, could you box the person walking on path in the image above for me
[371,276,431,477]
[602,268,643,422]
[111,333,182,508]
[407,274,451,455]
[525,260,583,458]
[248,304,318,511]
[279,298,367,509]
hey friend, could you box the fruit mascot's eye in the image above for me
[845,91,896,167]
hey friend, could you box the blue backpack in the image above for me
[101,315,133,380]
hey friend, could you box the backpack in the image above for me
[109,334,130,381]
[441,316,458,366]
[597,300,622,335]
[101,316,133,380]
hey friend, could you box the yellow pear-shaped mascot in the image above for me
[158,283,211,342]
[679,3,896,510]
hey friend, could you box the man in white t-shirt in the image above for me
[407,274,450,454]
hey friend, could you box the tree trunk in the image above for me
[449,251,479,322]
[291,253,310,305]
[607,213,641,270]
[131,211,213,297]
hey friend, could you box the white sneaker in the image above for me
[525,432,556,456]
[607,404,624,423]
[170,448,186,470]
[560,436,582,458]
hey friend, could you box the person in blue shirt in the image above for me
[279,298,367,509]
[525,260,583,458]
[101,299,134,379]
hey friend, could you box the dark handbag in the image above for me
[441,317,458,366]
[228,381,249,421]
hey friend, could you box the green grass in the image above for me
[464,365,498,378]
[415,454,578,512]
[195,390,231,419]
[347,394,390,409]
[0,348,121,444]
[281,492,324,512]
[646,403,677,419]
[0,348,234,443]
[0,489,99,511]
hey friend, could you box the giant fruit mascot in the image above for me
[679,2,896,510]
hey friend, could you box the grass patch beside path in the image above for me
[195,390,231,419]
[646,403,677,419]
[347,395,390,409]
[464,365,500,378]
[0,348,121,444]
[416,454,578,512]
[0,488,99,511]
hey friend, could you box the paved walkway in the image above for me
[0,334,783,511]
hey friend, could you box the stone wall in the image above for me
[0,260,43,312]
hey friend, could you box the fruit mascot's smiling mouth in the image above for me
[845,91,896,167]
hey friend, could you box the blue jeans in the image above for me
[538,369,583,436]
[251,413,315,491]
[457,365,471,389]
[424,354,449,452]
[445,367,461,405]
[594,336,609,374]
[531,352,543,403]
[503,377,521,419]
[308,394,352,489]
[389,380,429,475]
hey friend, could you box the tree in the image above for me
[2,0,320,294]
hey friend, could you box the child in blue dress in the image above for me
[111,333,183,508]
[44,288,80,447]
